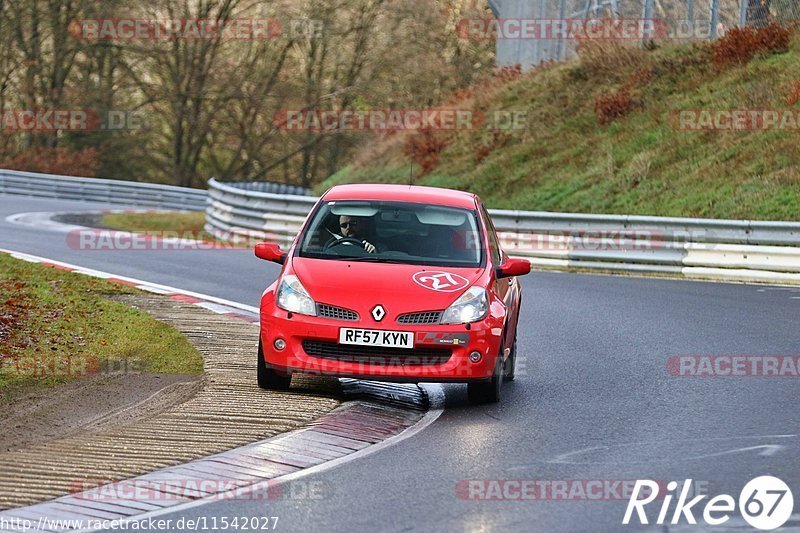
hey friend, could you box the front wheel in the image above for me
[467,346,503,404]
[257,340,291,390]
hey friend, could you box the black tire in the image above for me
[503,334,517,381]
[257,340,291,390]
[467,345,503,404]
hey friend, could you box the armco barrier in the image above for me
[0,169,208,210]
[205,179,800,284]
[0,170,310,213]
[206,179,318,248]
[491,210,800,246]
[1,171,798,284]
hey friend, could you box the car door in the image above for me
[479,202,518,352]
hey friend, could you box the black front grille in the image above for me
[316,303,359,321]
[397,310,443,325]
[302,341,451,366]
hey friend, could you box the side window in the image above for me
[480,204,502,266]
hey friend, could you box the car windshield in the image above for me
[297,200,483,267]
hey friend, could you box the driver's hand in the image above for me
[363,240,376,253]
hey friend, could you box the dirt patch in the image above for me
[51,212,105,228]
[0,372,202,453]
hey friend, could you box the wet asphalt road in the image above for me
[1,195,798,533]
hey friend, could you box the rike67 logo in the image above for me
[623,476,794,530]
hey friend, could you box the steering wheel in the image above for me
[324,237,365,251]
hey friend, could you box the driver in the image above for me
[337,215,380,253]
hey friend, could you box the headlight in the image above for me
[440,286,488,324]
[276,274,317,316]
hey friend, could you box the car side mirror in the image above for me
[255,242,287,265]
[496,257,531,279]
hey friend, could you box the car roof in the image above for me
[321,184,479,210]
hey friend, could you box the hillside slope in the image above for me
[318,29,800,220]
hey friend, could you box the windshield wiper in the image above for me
[334,256,410,263]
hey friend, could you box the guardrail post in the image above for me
[709,0,720,38]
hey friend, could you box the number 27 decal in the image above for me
[413,271,470,292]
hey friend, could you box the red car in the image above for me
[255,184,530,403]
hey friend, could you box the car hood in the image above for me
[290,257,485,318]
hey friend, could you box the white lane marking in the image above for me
[135,285,172,294]
[6,210,221,248]
[75,384,445,533]
[689,444,785,459]
[546,434,797,465]
[5,210,184,231]
[0,247,259,315]
[196,301,240,314]
[6,211,87,232]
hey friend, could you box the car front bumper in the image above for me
[260,302,504,383]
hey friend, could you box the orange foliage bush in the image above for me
[493,65,522,83]
[624,67,653,91]
[594,66,652,125]
[403,129,446,174]
[448,88,474,105]
[712,22,792,66]
[595,91,634,125]
[475,131,510,163]
[785,81,800,106]
[0,147,99,177]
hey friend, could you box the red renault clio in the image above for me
[254,184,530,403]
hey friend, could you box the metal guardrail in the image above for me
[222,180,311,196]
[1,171,797,283]
[490,210,800,246]
[206,179,800,284]
[0,170,311,212]
[206,178,318,247]
[0,169,208,210]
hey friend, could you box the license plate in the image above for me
[339,328,414,349]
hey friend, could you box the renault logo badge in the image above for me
[371,305,386,322]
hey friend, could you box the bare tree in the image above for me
[6,0,90,147]
[126,0,247,187]
[0,0,494,186]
